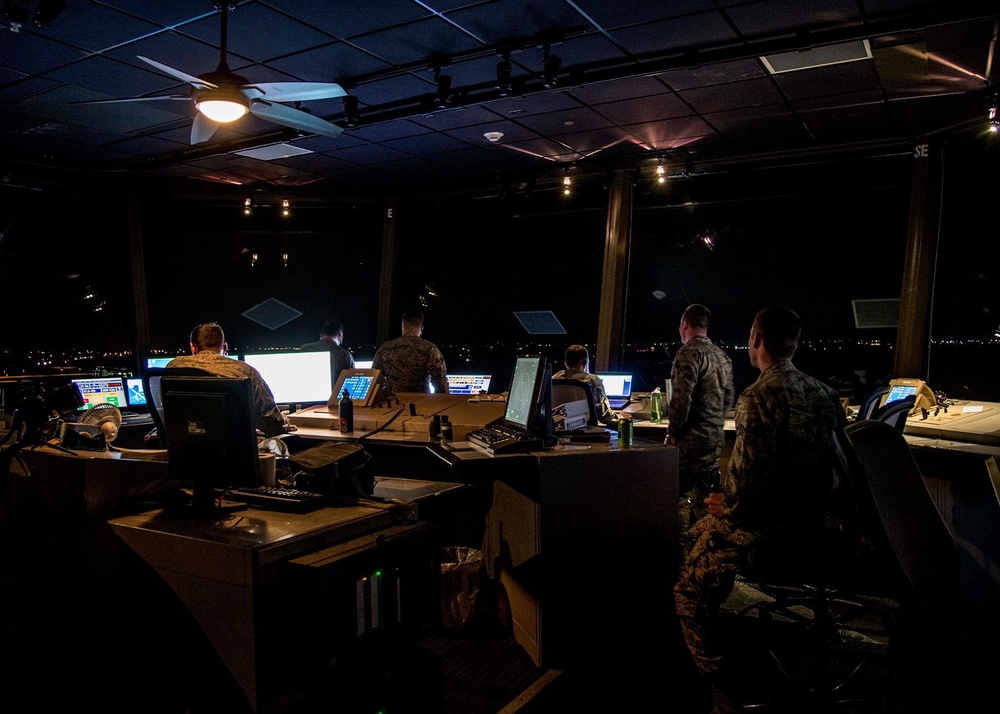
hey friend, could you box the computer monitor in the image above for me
[499,355,551,437]
[355,360,373,369]
[447,374,492,395]
[71,376,128,410]
[883,377,936,410]
[242,350,333,409]
[332,368,386,407]
[125,377,147,407]
[146,354,239,371]
[160,375,260,515]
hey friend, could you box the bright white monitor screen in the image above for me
[355,360,373,369]
[447,375,492,395]
[242,351,332,405]
[72,376,128,410]
[596,373,633,398]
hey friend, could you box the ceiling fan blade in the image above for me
[138,56,217,90]
[191,112,220,145]
[249,100,344,138]
[244,82,347,102]
[72,94,191,105]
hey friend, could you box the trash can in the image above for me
[440,546,485,632]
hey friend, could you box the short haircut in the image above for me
[320,319,344,337]
[190,322,225,351]
[753,307,801,360]
[682,303,711,329]
[564,344,589,368]
[402,310,424,328]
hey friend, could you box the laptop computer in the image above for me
[598,373,634,409]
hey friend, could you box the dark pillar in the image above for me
[894,140,943,380]
[596,170,632,372]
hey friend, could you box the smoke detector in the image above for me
[483,131,504,142]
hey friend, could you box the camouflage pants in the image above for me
[673,515,754,676]
[678,462,723,558]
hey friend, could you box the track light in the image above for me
[281,199,290,217]
[989,96,998,133]
[657,163,666,184]
[496,53,513,97]
[282,252,289,268]
[251,252,258,267]
[434,67,453,109]
[243,198,252,216]
[343,95,360,128]
[542,44,561,89]
[562,170,572,196]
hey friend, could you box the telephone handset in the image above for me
[884,378,936,411]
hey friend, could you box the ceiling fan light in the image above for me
[197,98,248,123]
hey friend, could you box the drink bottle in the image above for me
[338,389,353,433]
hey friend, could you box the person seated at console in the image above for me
[167,322,293,437]
[551,344,618,426]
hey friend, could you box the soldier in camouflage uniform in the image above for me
[665,304,735,555]
[372,310,448,394]
[167,322,292,437]
[552,344,619,426]
[673,307,845,706]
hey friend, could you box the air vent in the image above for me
[852,298,899,329]
[761,39,872,74]
[234,143,313,161]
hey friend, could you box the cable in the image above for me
[356,406,406,444]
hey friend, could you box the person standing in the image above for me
[167,322,292,437]
[666,304,735,553]
[551,344,618,427]
[372,310,448,394]
[300,318,356,386]
[673,306,846,712]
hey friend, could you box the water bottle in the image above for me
[338,389,353,433]
[650,387,663,423]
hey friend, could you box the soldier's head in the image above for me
[680,303,711,343]
[401,310,424,336]
[564,344,589,371]
[320,319,344,343]
[749,307,801,369]
[189,322,227,356]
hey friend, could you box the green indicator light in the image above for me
[374,570,382,578]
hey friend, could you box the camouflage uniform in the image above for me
[166,352,291,437]
[673,360,845,675]
[667,335,735,543]
[551,368,618,426]
[372,334,448,394]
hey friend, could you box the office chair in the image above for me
[858,386,891,421]
[142,366,213,448]
[839,419,961,711]
[871,395,915,432]
[551,378,598,427]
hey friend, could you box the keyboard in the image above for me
[467,424,543,455]
[225,485,328,512]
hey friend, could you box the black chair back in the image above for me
[551,378,598,427]
[873,395,916,432]
[842,419,960,620]
[142,367,213,447]
[859,386,891,420]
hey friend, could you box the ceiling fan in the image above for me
[79,0,346,145]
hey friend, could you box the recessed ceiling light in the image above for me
[563,120,575,126]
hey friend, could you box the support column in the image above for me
[595,170,632,372]
[894,140,943,380]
